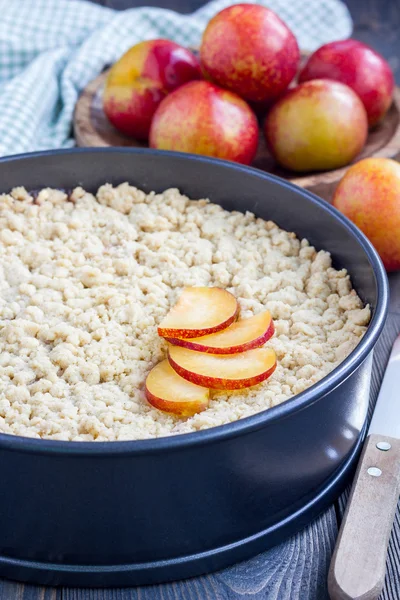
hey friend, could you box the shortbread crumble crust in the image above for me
[0,184,370,441]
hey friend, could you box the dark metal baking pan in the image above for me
[0,149,388,586]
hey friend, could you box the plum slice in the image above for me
[164,311,274,354]
[145,359,210,417]
[158,287,238,339]
[168,346,277,390]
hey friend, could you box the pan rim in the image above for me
[0,148,389,455]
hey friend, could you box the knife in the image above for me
[328,334,400,600]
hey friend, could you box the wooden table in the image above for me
[1,1,399,598]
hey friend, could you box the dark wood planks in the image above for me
[0,580,60,600]
[60,509,337,600]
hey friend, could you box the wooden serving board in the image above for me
[74,70,400,201]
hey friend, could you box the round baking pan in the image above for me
[0,149,389,586]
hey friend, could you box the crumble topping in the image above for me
[0,184,370,441]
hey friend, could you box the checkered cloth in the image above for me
[0,0,352,157]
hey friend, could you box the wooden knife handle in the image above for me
[328,433,400,600]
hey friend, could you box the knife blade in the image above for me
[328,334,400,600]
[368,334,400,439]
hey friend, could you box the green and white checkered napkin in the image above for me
[0,0,352,157]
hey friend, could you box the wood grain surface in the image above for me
[2,1,400,599]
[62,509,336,599]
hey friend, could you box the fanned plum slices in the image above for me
[145,359,210,417]
[168,346,277,390]
[158,287,239,339]
[164,311,274,354]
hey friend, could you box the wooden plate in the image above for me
[73,70,400,201]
